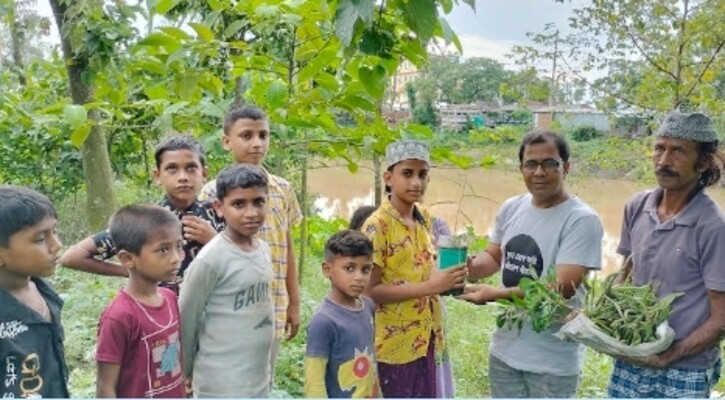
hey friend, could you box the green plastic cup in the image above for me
[438,246,467,296]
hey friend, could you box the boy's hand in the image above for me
[457,283,498,304]
[428,265,468,295]
[286,301,300,340]
[182,216,216,244]
[184,377,193,398]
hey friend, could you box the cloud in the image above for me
[440,34,516,64]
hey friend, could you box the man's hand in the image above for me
[286,301,301,340]
[182,216,217,244]
[427,265,468,294]
[619,352,671,369]
[457,283,500,305]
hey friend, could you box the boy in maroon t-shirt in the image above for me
[95,205,186,398]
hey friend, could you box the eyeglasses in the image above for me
[521,159,561,172]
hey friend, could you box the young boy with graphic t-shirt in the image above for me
[304,230,380,398]
[0,186,69,398]
[60,134,223,294]
[180,164,274,397]
[95,205,186,398]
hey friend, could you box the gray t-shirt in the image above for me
[618,188,725,369]
[489,193,603,376]
[179,234,274,398]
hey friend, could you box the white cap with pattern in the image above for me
[385,140,430,169]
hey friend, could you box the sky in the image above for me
[445,0,588,66]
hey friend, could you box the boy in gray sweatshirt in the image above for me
[179,164,274,397]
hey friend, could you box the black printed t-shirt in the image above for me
[93,197,225,292]
[0,278,70,398]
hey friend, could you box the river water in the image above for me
[307,164,725,275]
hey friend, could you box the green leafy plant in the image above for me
[570,125,600,142]
[584,273,682,345]
[494,267,572,333]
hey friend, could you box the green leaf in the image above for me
[313,72,340,91]
[461,0,475,11]
[144,84,167,100]
[159,27,189,40]
[285,118,318,128]
[255,4,279,17]
[398,38,428,67]
[404,123,434,137]
[136,32,181,53]
[179,74,200,100]
[267,80,288,108]
[63,104,87,129]
[137,58,167,74]
[154,0,181,14]
[340,95,376,112]
[207,0,223,11]
[438,18,461,52]
[164,101,189,115]
[401,0,438,41]
[346,160,359,174]
[190,23,215,41]
[334,0,374,46]
[199,100,225,118]
[224,19,248,39]
[439,0,453,13]
[358,65,386,98]
[154,113,173,132]
[199,73,224,95]
[297,47,338,82]
[38,103,65,114]
[70,124,91,148]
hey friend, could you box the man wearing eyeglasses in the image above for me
[460,130,604,398]
[607,112,725,398]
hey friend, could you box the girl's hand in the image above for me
[428,265,468,294]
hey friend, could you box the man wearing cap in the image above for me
[608,112,725,398]
[461,130,603,398]
[361,140,467,398]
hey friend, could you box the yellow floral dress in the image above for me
[361,199,444,365]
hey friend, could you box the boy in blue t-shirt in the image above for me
[304,229,380,398]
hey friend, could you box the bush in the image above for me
[470,125,527,145]
[571,125,600,142]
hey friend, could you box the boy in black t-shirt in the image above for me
[60,134,224,293]
[0,185,69,398]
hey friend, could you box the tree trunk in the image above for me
[49,0,117,232]
[297,136,308,284]
[8,0,26,85]
[234,76,245,106]
[373,154,382,207]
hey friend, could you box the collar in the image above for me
[381,197,427,227]
[643,186,705,227]
[0,277,62,323]
[158,196,206,217]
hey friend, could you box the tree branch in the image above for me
[559,54,653,111]
[678,40,725,106]
[673,0,690,106]
[621,22,677,81]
